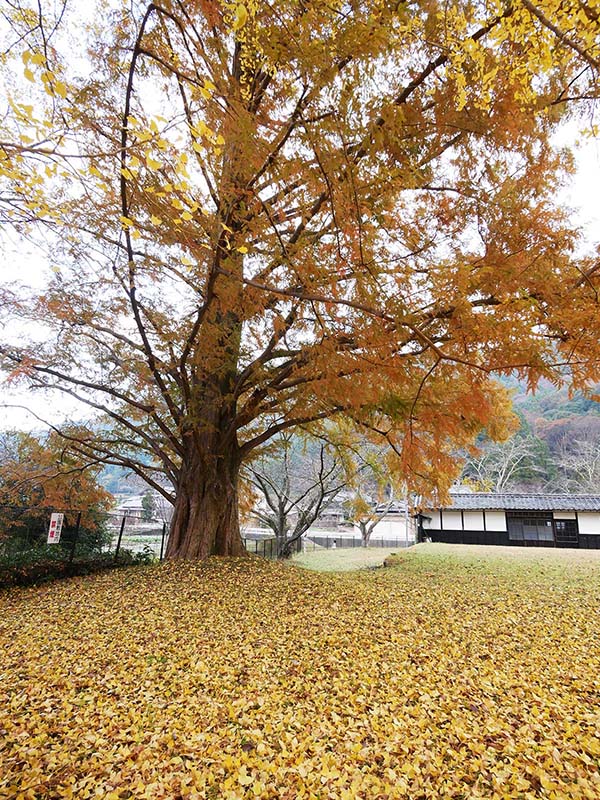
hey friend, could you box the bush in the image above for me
[0,547,156,589]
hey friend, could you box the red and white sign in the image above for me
[47,513,65,544]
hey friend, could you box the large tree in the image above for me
[2,1,600,558]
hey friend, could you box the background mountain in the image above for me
[461,378,600,493]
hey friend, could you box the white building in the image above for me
[114,491,173,524]
[419,493,600,549]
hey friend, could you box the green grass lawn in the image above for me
[292,545,404,571]
[2,545,600,798]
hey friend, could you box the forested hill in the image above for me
[460,378,600,493]
[507,377,600,451]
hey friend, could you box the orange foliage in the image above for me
[1,2,600,555]
[0,431,113,513]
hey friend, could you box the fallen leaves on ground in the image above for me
[1,546,600,799]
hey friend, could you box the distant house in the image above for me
[114,494,147,522]
[114,491,173,524]
[419,493,600,549]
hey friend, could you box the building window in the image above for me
[507,511,554,542]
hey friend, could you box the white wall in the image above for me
[352,516,416,542]
[577,513,600,535]
[423,511,441,529]
[484,511,507,532]
[554,512,576,520]
[441,510,463,530]
[463,511,485,531]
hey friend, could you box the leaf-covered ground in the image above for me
[2,545,600,799]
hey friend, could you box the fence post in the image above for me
[159,522,167,561]
[68,512,82,564]
[114,515,126,563]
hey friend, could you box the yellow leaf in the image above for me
[233,4,248,30]
[237,767,253,786]
[24,67,35,83]
[53,81,68,98]
[146,156,163,170]
[150,215,162,226]
[236,246,248,254]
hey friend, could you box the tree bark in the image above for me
[360,521,370,547]
[165,438,245,559]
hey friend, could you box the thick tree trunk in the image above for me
[166,441,245,559]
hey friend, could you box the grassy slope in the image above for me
[292,546,402,572]
[2,546,600,799]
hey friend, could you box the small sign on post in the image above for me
[47,512,64,544]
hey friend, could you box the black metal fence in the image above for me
[241,532,413,559]
[0,505,168,586]
[1,507,414,585]
[304,535,413,550]
[242,537,279,559]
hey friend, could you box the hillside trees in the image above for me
[2,2,600,557]
[461,430,555,491]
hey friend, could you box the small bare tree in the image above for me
[342,445,399,547]
[246,434,346,559]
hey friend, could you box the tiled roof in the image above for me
[435,493,600,512]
